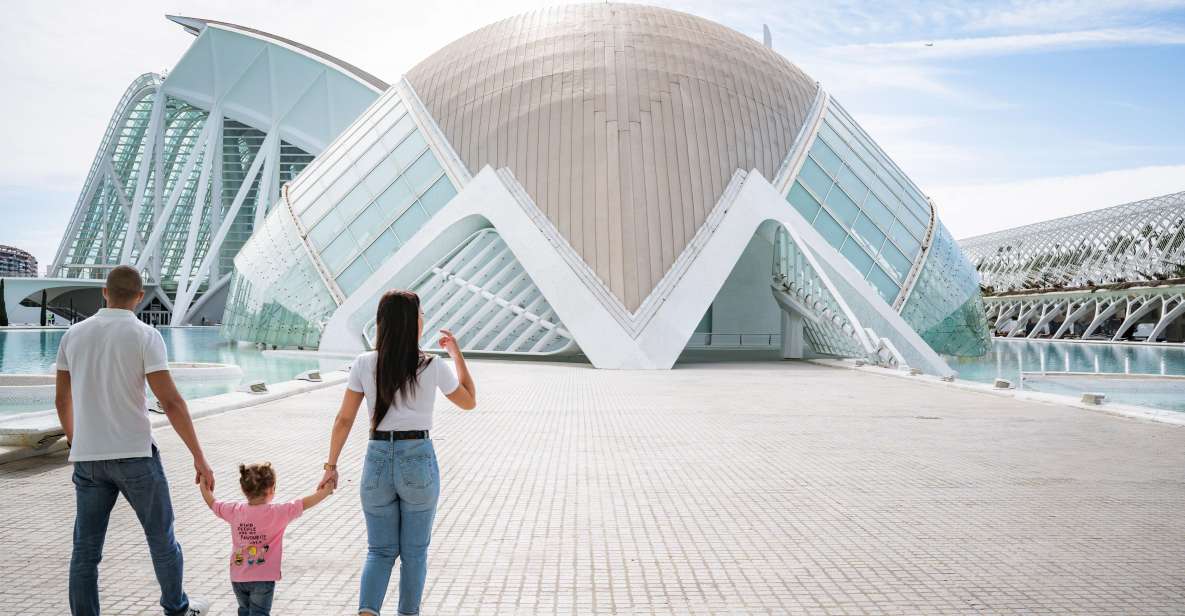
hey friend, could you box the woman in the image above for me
[319,290,476,616]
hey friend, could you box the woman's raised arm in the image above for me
[319,388,365,489]
[439,329,477,410]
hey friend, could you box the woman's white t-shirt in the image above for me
[346,352,460,431]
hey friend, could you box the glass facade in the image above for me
[293,93,456,297]
[222,89,461,347]
[221,205,337,348]
[782,99,988,360]
[900,224,991,356]
[785,102,930,305]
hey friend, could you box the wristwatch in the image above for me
[323,462,337,470]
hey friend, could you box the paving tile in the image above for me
[0,360,1183,614]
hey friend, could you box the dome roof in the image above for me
[407,3,818,310]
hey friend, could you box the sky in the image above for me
[1,0,1183,271]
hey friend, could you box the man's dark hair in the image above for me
[105,265,144,305]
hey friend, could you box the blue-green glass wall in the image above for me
[785,103,930,304]
[900,223,991,356]
[785,99,988,357]
[222,90,460,347]
[221,205,337,348]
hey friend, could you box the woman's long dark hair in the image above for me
[373,290,428,429]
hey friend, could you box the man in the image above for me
[55,265,211,615]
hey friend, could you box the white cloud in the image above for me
[931,165,1185,240]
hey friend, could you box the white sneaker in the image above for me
[186,597,210,615]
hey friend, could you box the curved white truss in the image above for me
[962,191,1185,292]
[50,17,382,325]
[985,285,1185,343]
[50,72,163,278]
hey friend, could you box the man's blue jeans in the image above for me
[69,446,190,616]
[358,439,440,616]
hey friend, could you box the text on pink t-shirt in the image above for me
[212,499,303,582]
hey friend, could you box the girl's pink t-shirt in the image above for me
[212,499,304,582]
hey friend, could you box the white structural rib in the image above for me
[320,166,953,375]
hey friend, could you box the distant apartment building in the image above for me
[0,245,38,277]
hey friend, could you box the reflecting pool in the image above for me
[946,339,1185,412]
[0,327,349,416]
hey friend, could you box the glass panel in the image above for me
[902,211,927,241]
[402,152,443,194]
[824,183,860,225]
[814,209,847,251]
[363,227,401,269]
[809,140,843,176]
[336,184,371,222]
[797,157,833,200]
[888,219,921,258]
[308,209,344,250]
[862,192,895,231]
[362,150,403,197]
[866,265,901,303]
[335,256,373,296]
[320,231,357,275]
[375,177,416,220]
[787,182,820,222]
[383,112,416,148]
[850,213,886,255]
[391,202,429,242]
[840,239,874,276]
[348,201,386,248]
[418,176,457,214]
[818,123,853,163]
[880,241,913,282]
[392,131,427,168]
[836,165,868,206]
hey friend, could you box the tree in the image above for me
[0,279,8,327]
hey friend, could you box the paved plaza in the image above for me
[1,359,1183,614]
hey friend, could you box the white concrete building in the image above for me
[25,5,991,372]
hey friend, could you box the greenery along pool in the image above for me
[946,338,1185,412]
[0,327,350,416]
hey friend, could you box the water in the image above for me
[946,338,1185,411]
[0,327,349,416]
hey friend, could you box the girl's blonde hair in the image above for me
[239,462,276,499]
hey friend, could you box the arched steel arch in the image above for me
[962,191,1185,293]
[50,16,383,325]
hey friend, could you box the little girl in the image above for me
[200,462,333,615]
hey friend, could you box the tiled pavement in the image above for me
[1,359,1183,615]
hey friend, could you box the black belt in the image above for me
[370,430,429,441]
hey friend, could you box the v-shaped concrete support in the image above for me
[321,166,953,375]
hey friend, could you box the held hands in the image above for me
[194,456,215,491]
[318,467,339,491]
[438,329,461,357]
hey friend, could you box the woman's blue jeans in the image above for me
[358,439,440,616]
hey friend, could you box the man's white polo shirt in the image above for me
[56,308,169,462]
